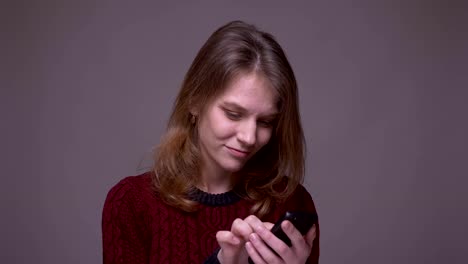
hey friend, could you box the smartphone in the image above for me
[248,211,317,263]
[270,211,318,247]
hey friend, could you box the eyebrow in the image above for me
[221,101,279,118]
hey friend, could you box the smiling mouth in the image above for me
[225,146,251,157]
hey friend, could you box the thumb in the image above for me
[304,224,317,247]
[216,231,243,263]
[263,222,274,230]
[216,230,241,246]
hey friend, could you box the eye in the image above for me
[257,119,274,128]
[224,110,241,120]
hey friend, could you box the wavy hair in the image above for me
[152,20,305,217]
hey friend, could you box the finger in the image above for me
[243,215,265,230]
[248,232,283,263]
[245,241,266,264]
[263,222,274,230]
[304,224,317,247]
[282,220,306,243]
[216,230,241,247]
[216,231,243,262]
[282,220,310,253]
[231,218,255,241]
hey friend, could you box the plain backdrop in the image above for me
[2,1,467,263]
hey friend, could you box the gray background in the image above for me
[2,0,467,263]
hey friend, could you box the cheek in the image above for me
[257,128,273,148]
[205,111,236,139]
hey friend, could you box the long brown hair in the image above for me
[153,21,305,217]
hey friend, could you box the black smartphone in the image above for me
[248,211,317,263]
[270,211,318,247]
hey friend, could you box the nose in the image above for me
[237,120,256,147]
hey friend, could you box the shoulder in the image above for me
[271,180,321,263]
[103,171,156,213]
[273,177,315,205]
[266,179,318,221]
[105,171,152,197]
[285,183,316,211]
[289,183,314,202]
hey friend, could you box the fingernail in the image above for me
[256,225,266,235]
[250,233,258,242]
[246,241,252,249]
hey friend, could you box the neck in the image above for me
[198,163,233,194]
[197,180,232,194]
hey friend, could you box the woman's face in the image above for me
[196,72,279,179]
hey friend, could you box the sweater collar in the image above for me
[188,188,241,206]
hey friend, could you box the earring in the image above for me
[191,114,197,124]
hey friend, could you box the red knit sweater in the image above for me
[102,172,320,263]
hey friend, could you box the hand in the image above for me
[216,230,245,264]
[216,217,260,264]
[243,216,316,264]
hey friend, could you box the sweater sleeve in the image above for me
[102,177,150,264]
[295,185,320,264]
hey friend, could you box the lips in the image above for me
[225,146,251,158]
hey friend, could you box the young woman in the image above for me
[102,20,320,264]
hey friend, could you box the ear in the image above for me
[188,97,200,116]
[189,105,199,125]
[189,108,199,117]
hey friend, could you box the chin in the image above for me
[220,161,246,173]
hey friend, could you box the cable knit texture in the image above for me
[102,172,320,263]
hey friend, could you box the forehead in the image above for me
[215,73,279,114]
